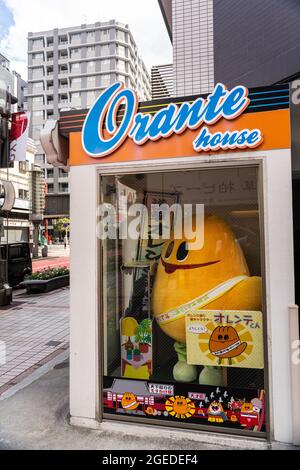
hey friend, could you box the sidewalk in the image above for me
[0,288,69,399]
[0,288,296,450]
[0,364,295,450]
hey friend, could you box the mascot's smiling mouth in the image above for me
[161,258,221,274]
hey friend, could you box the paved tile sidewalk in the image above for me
[0,288,69,397]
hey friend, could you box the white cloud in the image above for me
[0,0,172,79]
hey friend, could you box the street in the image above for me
[32,244,70,272]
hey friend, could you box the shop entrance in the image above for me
[99,162,267,437]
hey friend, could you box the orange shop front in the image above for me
[56,83,298,445]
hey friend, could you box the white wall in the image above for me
[70,165,99,422]
[263,149,295,443]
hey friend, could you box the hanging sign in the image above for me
[9,112,30,162]
[82,82,263,158]
[186,309,264,369]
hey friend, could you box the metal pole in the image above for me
[32,221,39,259]
[5,114,9,284]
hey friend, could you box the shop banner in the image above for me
[9,112,30,162]
[186,310,264,369]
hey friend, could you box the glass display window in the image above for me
[99,164,266,436]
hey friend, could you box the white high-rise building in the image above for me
[26,21,151,225]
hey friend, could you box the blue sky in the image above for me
[0,0,172,79]
[0,0,14,41]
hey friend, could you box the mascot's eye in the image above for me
[218,334,223,340]
[224,334,229,340]
[165,241,174,259]
[176,242,189,261]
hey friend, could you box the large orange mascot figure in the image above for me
[152,214,262,384]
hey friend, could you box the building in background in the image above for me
[0,51,39,244]
[158,0,300,93]
[159,0,214,96]
[26,20,151,230]
[12,72,27,113]
[0,52,26,112]
[0,138,37,244]
[0,53,10,70]
[151,63,174,99]
[0,52,15,101]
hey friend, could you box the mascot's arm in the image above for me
[220,276,262,311]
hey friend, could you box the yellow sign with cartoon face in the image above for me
[186,310,264,369]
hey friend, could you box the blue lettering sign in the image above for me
[82,81,263,158]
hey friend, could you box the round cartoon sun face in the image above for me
[241,402,254,413]
[173,397,189,415]
[209,326,247,359]
[207,401,224,415]
[165,396,196,419]
[121,392,139,410]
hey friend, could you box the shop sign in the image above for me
[186,309,264,369]
[82,82,263,158]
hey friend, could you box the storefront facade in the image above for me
[56,82,298,444]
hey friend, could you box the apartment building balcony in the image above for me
[28,75,45,84]
[45,177,54,184]
[24,88,36,98]
[58,52,69,61]
[59,85,69,93]
[58,184,69,193]
[46,101,54,109]
[31,101,44,110]
[58,173,69,182]
[70,37,81,46]
[31,58,45,66]
[31,43,45,53]
[45,44,55,52]
[58,69,69,78]
[58,40,68,47]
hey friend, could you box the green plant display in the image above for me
[26,266,69,281]
[135,318,152,346]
